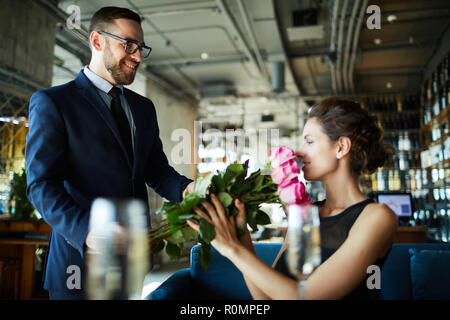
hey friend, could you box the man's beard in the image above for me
[103,41,139,85]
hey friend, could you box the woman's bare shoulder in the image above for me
[348,202,398,241]
[362,202,398,225]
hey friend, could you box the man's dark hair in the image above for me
[89,6,141,34]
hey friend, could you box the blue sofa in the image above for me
[147,242,450,300]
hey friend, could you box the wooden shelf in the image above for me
[427,158,450,170]
[422,132,449,151]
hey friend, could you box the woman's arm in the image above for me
[303,203,397,299]
[236,228,273,299]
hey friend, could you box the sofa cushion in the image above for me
[190,243,281,299]
[380,243,450,300]
[409,249,450,300]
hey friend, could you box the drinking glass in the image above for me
[286,204,321,299]
[86,198,149,300]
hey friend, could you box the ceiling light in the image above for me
[386,82,392,89]
[374,38,382,45]
[387,15,397,23]
[201,52,209,59]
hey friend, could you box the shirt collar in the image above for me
[83,66,124,95]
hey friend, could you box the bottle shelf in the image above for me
[372,110,420,117]
[421,104,450,132]
[384,129,421,135]
[422,132,449,151]
[426,159,450,170]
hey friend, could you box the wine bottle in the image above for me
[443,80,449,109]
[377,171,385,191]
[444,55,449,84]
[410,169,417,190]
[426,78,434,118]
[371,173,378,191]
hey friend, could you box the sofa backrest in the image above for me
[380,243,450,300]
[189,242,450,300]
[190,243,281,299]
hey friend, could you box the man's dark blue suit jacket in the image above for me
[25,70,192,299]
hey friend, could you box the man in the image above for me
[26,7,194,300]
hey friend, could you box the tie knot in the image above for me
[109,87,122,100]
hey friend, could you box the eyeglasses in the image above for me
[98,31,152,59]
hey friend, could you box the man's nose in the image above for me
[130,48,142,63]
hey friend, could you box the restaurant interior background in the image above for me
[0,0,449,300]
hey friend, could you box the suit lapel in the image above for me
[75,71,133,171]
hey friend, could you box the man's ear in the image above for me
[336,136,352,159]
[90,31,103,51]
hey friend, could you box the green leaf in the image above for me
[223,163,243,185]
[194,171,215,196]
[180,193,201,213]
[181,225,199,242]
[251,174,264,192]
[217,191,233,208]
[166,229,184,244]
[159,200,178,214]
[246,210,258,231]
[229,205,238,217]
[255,210,271,225]
[199,219,216,243]
[242,159,249,176]
[178,213,195,220]
[150,240,165,253]
[199,241,211,271]
[166,208,184,227]
[165,242,181,261]
[230,178,252,197]
[211,174,225,193]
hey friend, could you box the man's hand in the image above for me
[85,222,127,254]
[182,181,195,199]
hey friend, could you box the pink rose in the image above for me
[278,179,312,205]
[269,147,297,168]
[270,159,300,185]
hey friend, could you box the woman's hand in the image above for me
[187,194,246,258]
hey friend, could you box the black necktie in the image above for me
[109,87,133,162]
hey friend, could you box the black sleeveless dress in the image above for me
[274,198,391,300]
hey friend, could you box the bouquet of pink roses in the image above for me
[149,146,312,270]
[269,147,313,207]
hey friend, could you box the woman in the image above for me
[187,97,398,300]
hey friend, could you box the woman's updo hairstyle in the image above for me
[308,97,394,177]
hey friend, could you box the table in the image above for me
[0,238,49,299]
[0,221,51,300]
